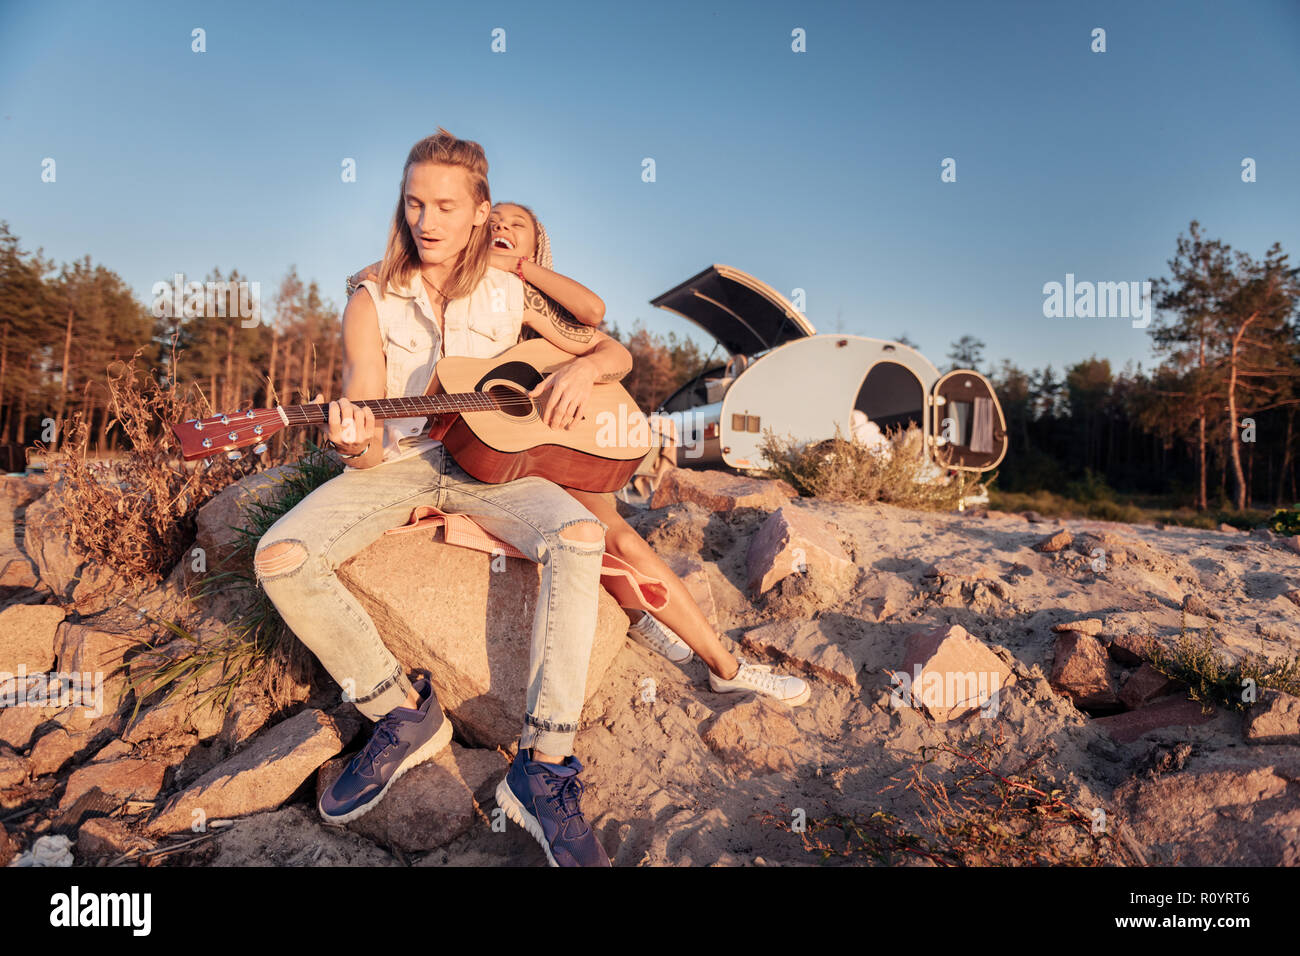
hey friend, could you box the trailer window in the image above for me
[854,362,925,434]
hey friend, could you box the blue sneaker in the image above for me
[495,749,611,867]
[319,673,452,825]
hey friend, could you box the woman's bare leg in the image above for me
[566,488,739,679]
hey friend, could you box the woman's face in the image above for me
[489,203,537,259]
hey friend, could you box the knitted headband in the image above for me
[533,217,553,271]
[496,201,552,270]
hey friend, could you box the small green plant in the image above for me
[129,438,344,718]
[1148,617,1300,711]
[758,423,972,511]
[1266,503,1300,536]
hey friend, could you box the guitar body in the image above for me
[426,338,651,493]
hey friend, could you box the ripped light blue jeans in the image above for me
[253,442,606,756]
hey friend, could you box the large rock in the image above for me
[898,624,1015,722]
[1052,618,1103,637]
[147,707,356,835]
[1244,689,1300,745]
[59,758,166,810]
[1106,631,1155,666]
[0,474,50,585]
[1050,631,1121,713]
[192,464,297,576]
[0,703,66,751]
[0,749,29,787]
[0,474,50,513]
[75,817,155,862]
[741,619,868,689]
[0,604,64,672]
[53,617,143,713]
[1119,662,1183,711]
[1092,696,1215,744]
[746,504,857,596]
[27,712,124,777]
[315,741,505,852]
[702,697,801,773]
[0,551,37,589]
[650,468,796,513]
[22,488,122,613]
[1113,749,1300,865]
[337,532,628,749]
[1034,530,1073,553]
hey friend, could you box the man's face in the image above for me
[403,162,489,267]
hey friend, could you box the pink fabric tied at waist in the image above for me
[385,505,670,613]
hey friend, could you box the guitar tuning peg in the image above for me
[226,450,244,461]
[253,443,268,455]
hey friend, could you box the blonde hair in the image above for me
[378,128,493,301]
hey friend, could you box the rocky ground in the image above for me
[1,465,1298,867]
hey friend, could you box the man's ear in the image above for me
[473,199,490,227]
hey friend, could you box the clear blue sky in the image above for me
[2,0,1297,377]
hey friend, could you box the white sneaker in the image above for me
[627,610,693,664]
[709,659,811,707]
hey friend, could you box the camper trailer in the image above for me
[649,264,1008,474]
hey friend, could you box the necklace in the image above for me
[420,273,449,299]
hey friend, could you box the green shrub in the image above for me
[1266,504,1300,536]
[1148,621,1300,712]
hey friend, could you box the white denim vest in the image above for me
[359,266,525,466]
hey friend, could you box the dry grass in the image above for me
[39,341,335,718]
[763,734,1143,866]
[759,423,974,511]
[35,346,257,601]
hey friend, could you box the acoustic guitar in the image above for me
[170,338,653,493]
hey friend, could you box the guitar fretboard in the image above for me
[278,391,528,425]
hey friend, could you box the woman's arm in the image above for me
[491,251,605,327]
[353,253,606,328]
[521,307,632,430]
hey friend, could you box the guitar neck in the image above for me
[278,391,520,427]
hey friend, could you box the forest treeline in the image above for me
[1,219,1295,512]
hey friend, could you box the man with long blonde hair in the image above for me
[254,129,632,866]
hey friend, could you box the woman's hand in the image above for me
[488,251,529,274]
[528,356,597,430]
[348,261,383,289]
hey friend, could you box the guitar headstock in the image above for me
[171,408,286,461]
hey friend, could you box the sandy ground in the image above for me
[205,498,1299,866]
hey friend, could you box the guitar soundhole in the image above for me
[475,361,542,421]
[486,383,534,419]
